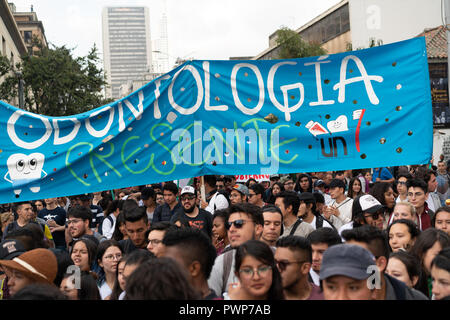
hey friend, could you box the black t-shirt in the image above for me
[38,207,67,248]
[170,208,213,238]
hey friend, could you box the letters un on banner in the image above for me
[0,37,432,203]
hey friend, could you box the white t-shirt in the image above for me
[98,282,112,300]
[101,214,116,240]
[329,197,353,225]
[339,221,354,241]
[309,269,320,286]
[205,192,229,214]
[307,216,334,230]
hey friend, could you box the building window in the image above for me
[24,31,32,44]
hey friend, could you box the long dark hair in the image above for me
[267,182,284,204]
[234,240,284,300]
[112,212,126,241]
[95,239,123,286]
[347,177,364,199]
[370,182,394,214]
[62,271,101,300]
[295,173,312,193]
[410,228,450,297]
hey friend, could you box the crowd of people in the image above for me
[0,161,450,301]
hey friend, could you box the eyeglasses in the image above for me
[248,194,256,198]
[397,181,407,185]
[67,218,83,225]
[239,265,272,278]
[148,239,162,245]
[181,195,195,201]
[104,253,122,261]
[275,259,307,272]
[226,219,252,230]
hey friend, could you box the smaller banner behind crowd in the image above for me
[0,37,432,203]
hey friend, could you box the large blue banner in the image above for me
[0,37,432,203]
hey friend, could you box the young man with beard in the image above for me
[229,184,249,205]
[120,207,150,254]
[170,186,212,238]
[66,206,106,250]
[297,192,334,230]
[260,205,283,247]
[275,235,323,300]
[2,202,53,248]
[207,203,264,296]
[306,228,342,286]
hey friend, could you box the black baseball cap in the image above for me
[0,239,26,260]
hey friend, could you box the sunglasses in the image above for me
[364,211,383,220]
[226,219,251,229]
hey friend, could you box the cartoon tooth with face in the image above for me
[4,153,47,195]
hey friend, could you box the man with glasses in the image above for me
[170,186,212,238]
[282,176,296,192]
[275,235,324,300]
[216,178,226,191]
[407,179,433,231]
[229,184,249,205]
[66,205,106,251]
[146,221,178,257]
[248,183,266,208]
[208,203,264,296]
[395,173,411,203]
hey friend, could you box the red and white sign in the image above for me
[235,174,271,183]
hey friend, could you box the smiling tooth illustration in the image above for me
[4,153,47,195]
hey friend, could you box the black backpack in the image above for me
[315,215,337,231]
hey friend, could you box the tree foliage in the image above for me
[275,27,327,59]
[0,40,112,116]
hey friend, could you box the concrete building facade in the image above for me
[102,6,153,100]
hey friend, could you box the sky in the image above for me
[11,0,341,66]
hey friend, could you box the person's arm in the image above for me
[207,254,224,296]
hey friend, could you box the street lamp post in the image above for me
[15,71,24,109]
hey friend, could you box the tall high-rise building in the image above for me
[102,7,152,100]
[152,12,170,74]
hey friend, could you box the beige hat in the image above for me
[0,248,57,284]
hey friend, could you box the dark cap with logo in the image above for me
[320,244,377,281]
[0,239,26,260]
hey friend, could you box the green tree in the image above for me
[0,41,112,116]
[346,37,384,51]
[275,27,327,59]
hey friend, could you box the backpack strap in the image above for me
[289,218,303,236]
[316,215,324,229]
[221,250,234,294]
